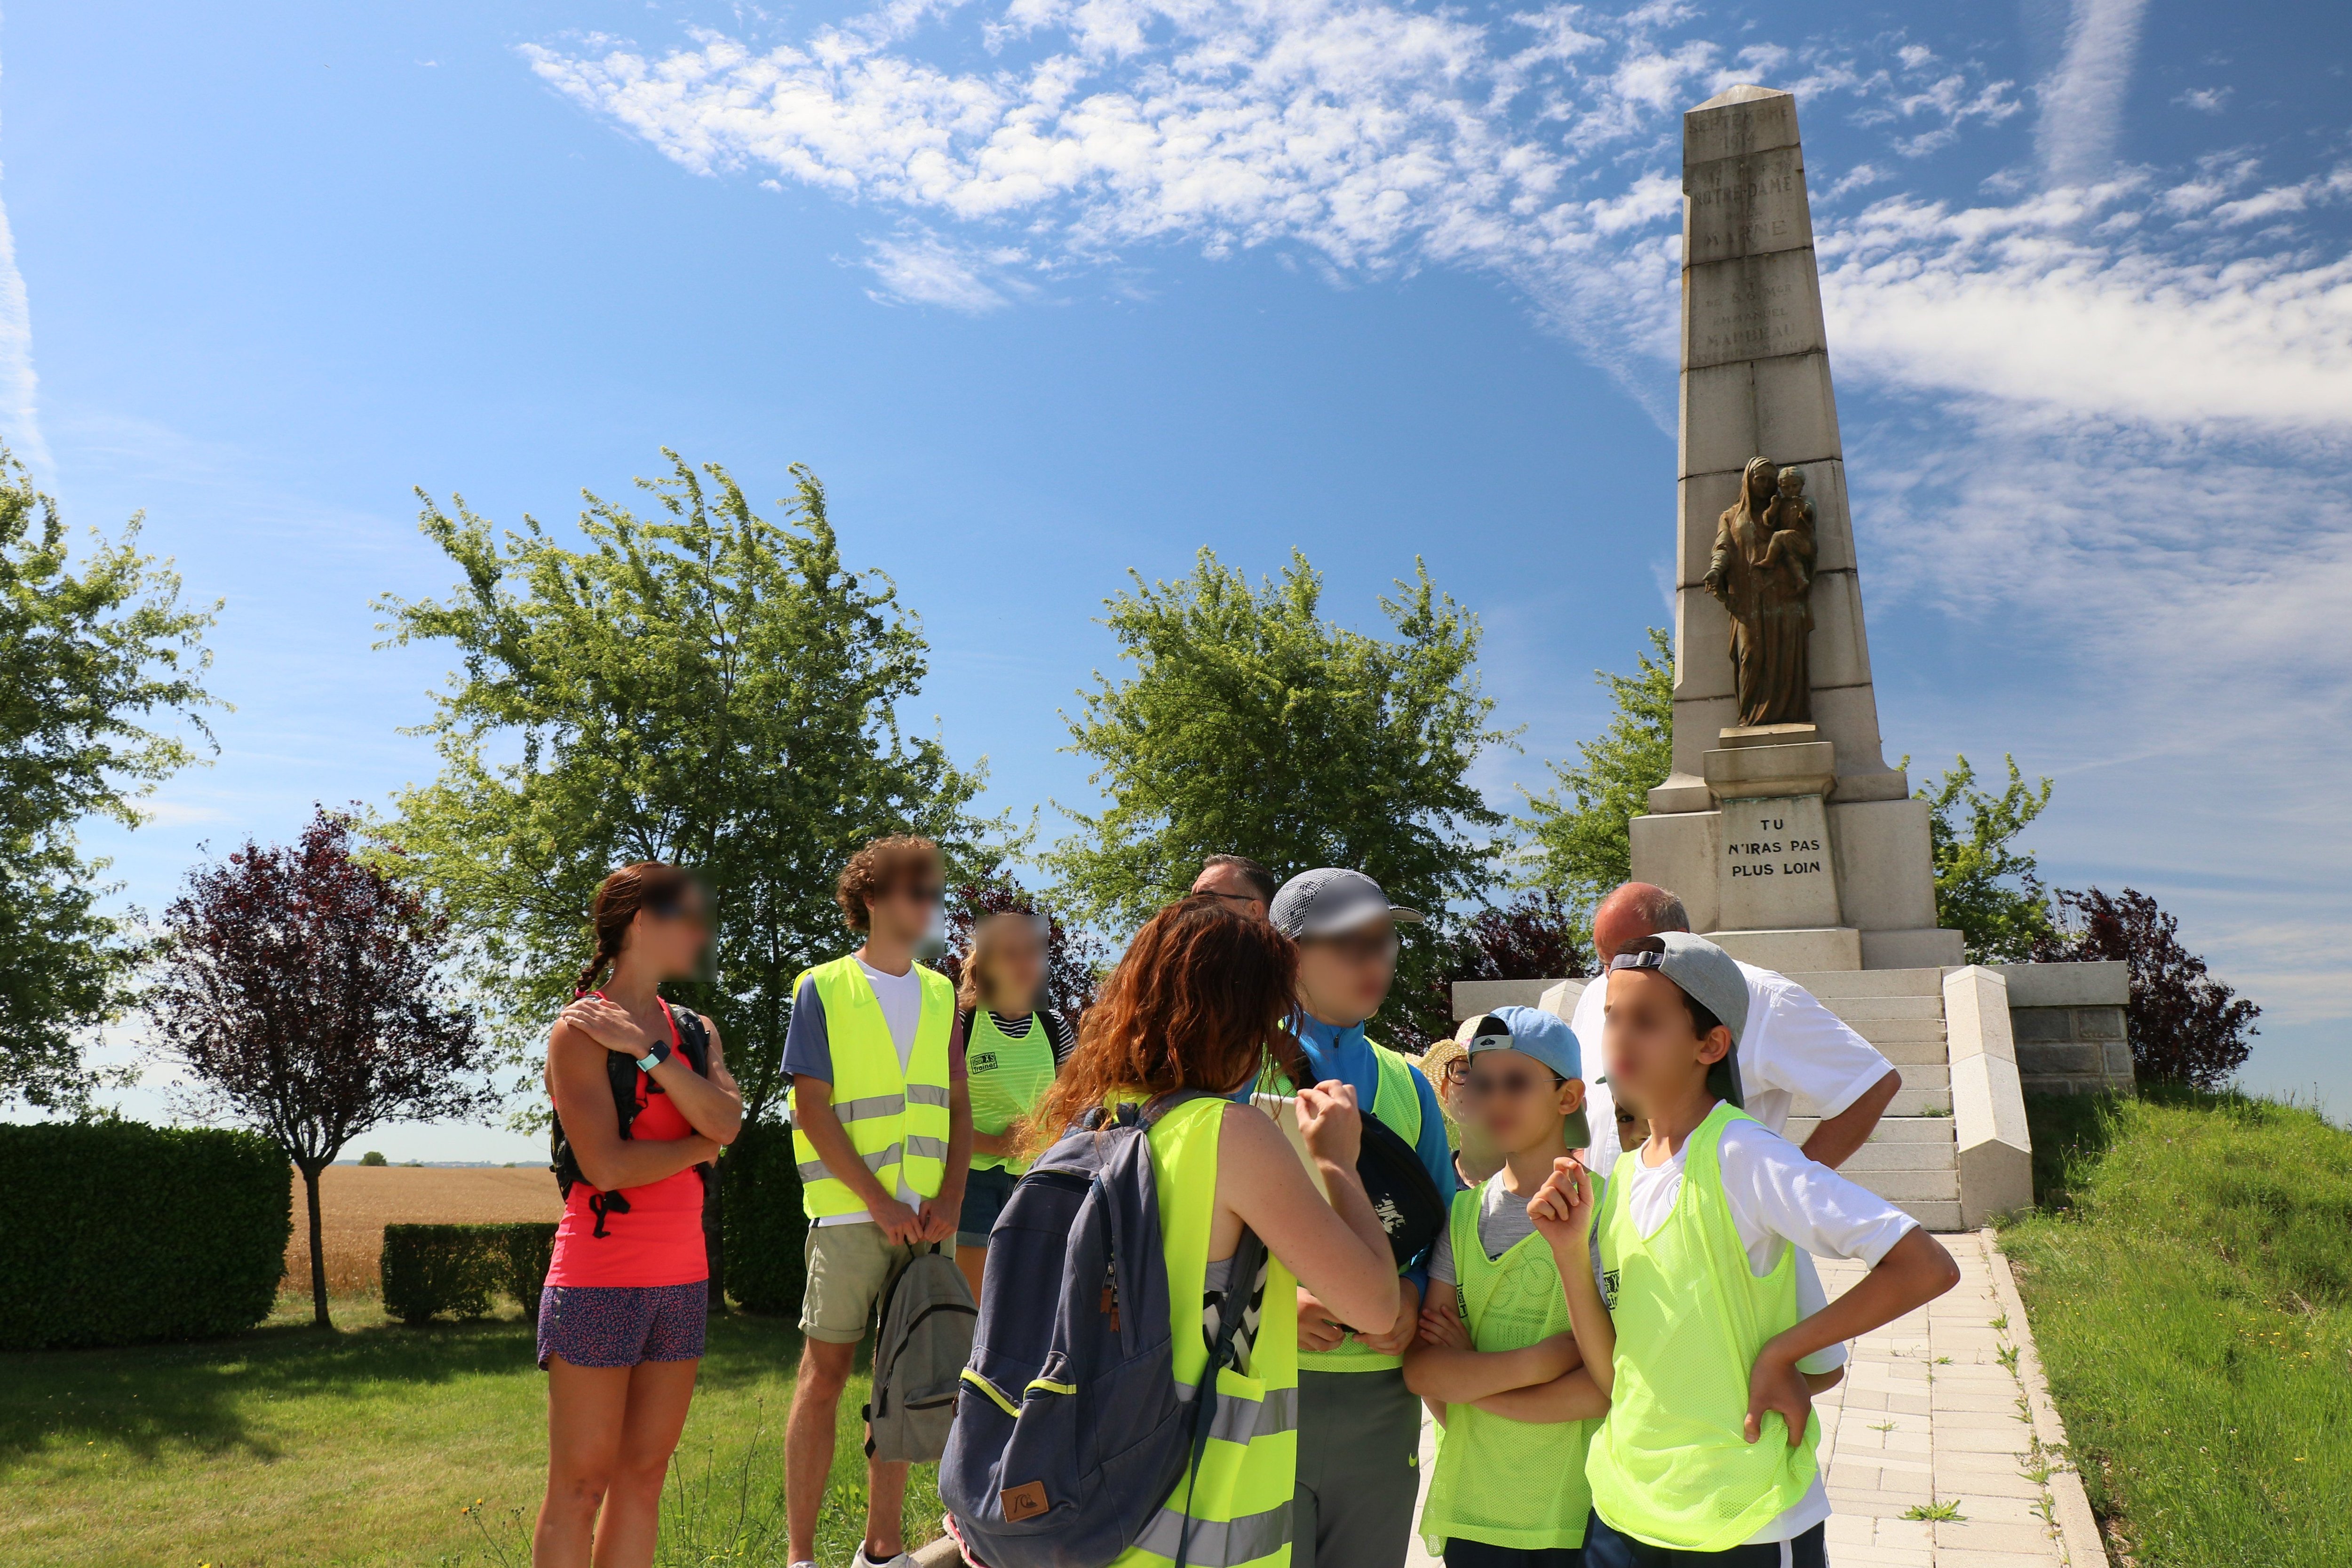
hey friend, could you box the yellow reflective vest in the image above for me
[787,955,955,1221]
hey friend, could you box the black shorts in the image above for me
[1581,1512,1827,1568]
[959,1164,1019,1248]
[1442,1539,1585,1567]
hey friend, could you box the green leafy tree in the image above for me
[1517,627,1675,915]
[1049,548,1512,1046]
[377,453,1000,1125]
[0,453,219,1110]
[1915,754,2055,962]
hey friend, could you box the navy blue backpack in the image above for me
[939,1095,1266,1568]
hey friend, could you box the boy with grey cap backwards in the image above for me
[1529,932,1961,1568]
[1265,868,1457,1568]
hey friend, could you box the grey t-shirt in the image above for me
[1426,1172,1540,1285]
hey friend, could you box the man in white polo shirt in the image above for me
[1571,882,1901,1174]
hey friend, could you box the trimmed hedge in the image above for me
[0,1120,291,1350]
[381,1222,558,1325]
[721,1117,808,1315]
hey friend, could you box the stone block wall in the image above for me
[2009,1005,2134,1096]
[1989,961,2134,1098]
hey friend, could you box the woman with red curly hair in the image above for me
[1024,899,1403,1568]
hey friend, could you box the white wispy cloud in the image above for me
[2033,0,2148,186]
[524,1,2352,1021]
[860,227,1043,310]
[0,42,49,474]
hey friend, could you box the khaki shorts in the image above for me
[799,1223,957,1344]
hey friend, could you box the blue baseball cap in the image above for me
[1459,1005,1591,1148]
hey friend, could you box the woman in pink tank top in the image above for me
[534,863,742,1568]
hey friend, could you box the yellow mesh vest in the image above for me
[965,1010,1057,1175]
[1112,1095,1302,1568]
[786,955,954,1220]
[1417,1181,1594,1553]
[1587,1101,1819,1551]
[1297,1039,1422,1373]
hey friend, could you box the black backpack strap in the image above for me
[665,1003,712,1076]
[1173,1225,1269,1568]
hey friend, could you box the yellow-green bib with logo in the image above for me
[966,1010,1057,1175]
[1588,1102,1818,1552]
[1418,1180,1594,1552]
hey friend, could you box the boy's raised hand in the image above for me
[1744,1346,1812,1449]
[1526,1154,1595,1244]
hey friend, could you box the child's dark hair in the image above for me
[1620,935,1725,1040]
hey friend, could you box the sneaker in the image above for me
[852,1550,913,1568]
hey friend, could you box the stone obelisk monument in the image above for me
[1630,84,1963,972]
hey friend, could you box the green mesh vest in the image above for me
[1417,1181,1594,1553]
[1587,1101,1819,1552]
[964,1010,1057,1174]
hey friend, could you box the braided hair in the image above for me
[576,862,697,995]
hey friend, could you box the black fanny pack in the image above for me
[1353,1113,1447,1267]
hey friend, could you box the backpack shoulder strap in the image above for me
[665,1003,712,1075]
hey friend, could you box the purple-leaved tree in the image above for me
[148,808,494,1327]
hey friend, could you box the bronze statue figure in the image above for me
[1704,456,1817,727]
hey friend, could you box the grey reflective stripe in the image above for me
[798,1145,901,1184]
[833,1094,906,1122]
[1174,1382,1299,1446]
[905,1136,950,1162]
[906,1083,952,1107]
[1131,1498,1291,1566]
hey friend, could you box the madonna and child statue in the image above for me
[1703,455,1819,728]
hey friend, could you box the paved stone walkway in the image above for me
[1406,1230,2103,1568]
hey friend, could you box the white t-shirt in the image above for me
[817,957,928,1228]
[1611,1118,1919,1544]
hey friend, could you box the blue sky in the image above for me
[7,0,2346,1157]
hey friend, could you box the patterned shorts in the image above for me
[537,1281,708,1370]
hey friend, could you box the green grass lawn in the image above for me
[0,1295,942,1568]
[2003,1088,2352,1568]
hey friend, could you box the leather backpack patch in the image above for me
[1001,1480,1049,1522]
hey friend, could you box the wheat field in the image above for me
[283,1164,564,1296]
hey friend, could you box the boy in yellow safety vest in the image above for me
[779,836,974,1568]
[1406,1005,1608,1568]
[1264,868,1457,1568]
[1528,933,1961,1568]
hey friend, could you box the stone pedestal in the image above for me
[1629,82,1962,971]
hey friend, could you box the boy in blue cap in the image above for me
[1406,1005,1609,1567]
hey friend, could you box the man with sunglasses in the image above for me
[1268,867,1458,1568]
[1188,852,1277,921]
[779,836,973,1568]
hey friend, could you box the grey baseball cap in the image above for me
[1268,868,1424,939]
[1607,930,1750,1106]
